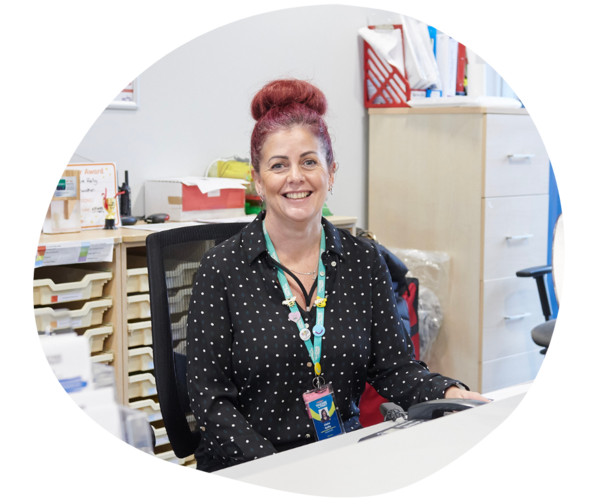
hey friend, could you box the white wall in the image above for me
[73,5,402,228]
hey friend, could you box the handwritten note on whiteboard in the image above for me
[67,163,120,229]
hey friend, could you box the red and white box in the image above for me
[144,177,248,221]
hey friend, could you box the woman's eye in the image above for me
[270,163,285,170]
[304,159,317,168]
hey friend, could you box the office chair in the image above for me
[516,213,564,354]
[146,223,247,460]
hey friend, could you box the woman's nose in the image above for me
[288,163,304,183]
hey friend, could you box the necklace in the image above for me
[288,265,318,280]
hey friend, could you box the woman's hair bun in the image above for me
[251,79,327,121]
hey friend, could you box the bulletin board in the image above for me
[67,163,121,229]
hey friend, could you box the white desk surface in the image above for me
[218,383,531,497]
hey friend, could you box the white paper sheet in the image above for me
[147,176,248,194]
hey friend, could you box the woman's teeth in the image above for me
[284,192,311,199]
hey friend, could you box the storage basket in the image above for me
[34,297,112,332]
[128,347,154,373]
[129,398,162,422]
[127,255,149,293]
[364,24,411,108]
[128,320,153,347]
[128,373,157,399]
[91,352,114,364]
[33,266,112,305]
[151,426,170,447]
[127,294,151,320]
[76,324,113,353]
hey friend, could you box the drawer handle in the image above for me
[506,234,534,241]
[508,154,535,160]
[504,313,532,321]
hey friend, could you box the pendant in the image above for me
[312,324,325,337]
[289,312,301,323]
[299,328,311,341]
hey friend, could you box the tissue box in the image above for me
[145,177,247,221]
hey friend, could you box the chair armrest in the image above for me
[516,265,552,278]
[516,265,553,321]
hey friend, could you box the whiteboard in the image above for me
[68,163,121,229]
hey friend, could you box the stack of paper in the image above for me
[400,15,441,91]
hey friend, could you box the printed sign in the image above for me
[68,163,120,229]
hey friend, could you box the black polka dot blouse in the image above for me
[186,211,466,471]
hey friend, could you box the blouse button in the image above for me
[331,261,336,267]
[307,362,312,367]
[305,433,311,439]
[200,426,206,431]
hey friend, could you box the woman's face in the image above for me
[254,126,335,226]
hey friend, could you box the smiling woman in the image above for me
[185,79,487,472]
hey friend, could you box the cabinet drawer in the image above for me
[483,195,549,280]
[484,114,549,197]
[482,350,545,393]
[482,276,545,360]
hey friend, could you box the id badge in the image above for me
[303,383,345,441]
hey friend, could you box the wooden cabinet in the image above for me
[35,217,354,465]
[368,107,549,393]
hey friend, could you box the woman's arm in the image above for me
[187,257,277,467]
[365,243,477,410]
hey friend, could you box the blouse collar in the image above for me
[241,210,345,266]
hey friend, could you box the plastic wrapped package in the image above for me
[387,248,450,309]
[388,248,450,359]
[417,287,443,362]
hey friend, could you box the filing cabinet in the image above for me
[368,107,549,393]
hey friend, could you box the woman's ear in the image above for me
[252,169,264,198]
[329,161,338,187]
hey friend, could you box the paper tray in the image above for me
[34,297,112,332]
[127,255,149,293]
[155,450,185,465]
[128,347,154,373]
[76,324,113,353]
[91,352,114,364]
[168,287,192,315]
[128,320,153,347]
[165,261,201,289]
[33,266,112,305]
[127,294,151,320]
[128,373,157,399]
[129,398,162,422]
[151,426,170,447]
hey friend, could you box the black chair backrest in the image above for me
[146,223,247,458]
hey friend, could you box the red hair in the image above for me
[250,79,334,172]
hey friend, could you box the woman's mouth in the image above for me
[283,191,312,200]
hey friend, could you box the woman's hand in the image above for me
[444,385,491,403]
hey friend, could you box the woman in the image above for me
[186,79,487,472]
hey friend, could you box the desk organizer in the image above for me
[128,320,153,347]
[34,297,112,331]
[127,294,151,320]
[33,266,112,305]
[364,24,411,108]
[170,313,187,342]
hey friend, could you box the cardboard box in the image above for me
[145,177,247,221]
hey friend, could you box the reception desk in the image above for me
[219,383,531,497]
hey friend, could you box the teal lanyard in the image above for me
[262,222,327,376]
